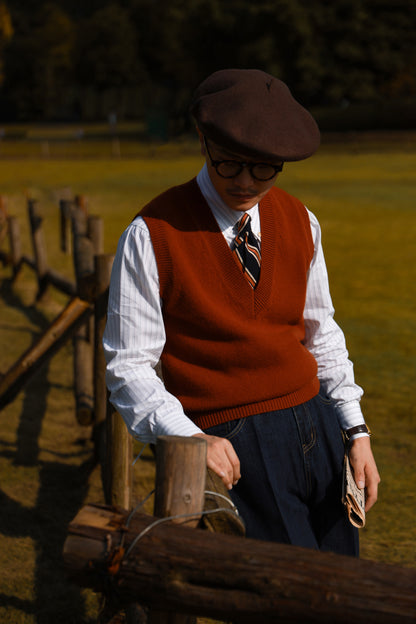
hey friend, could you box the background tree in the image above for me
[34,3,75,119]
[302,0,416,104]
[75,3,148,119]
[2,3,74,119]
[0,2,13,87]
[76,3,144,92]
[0,0,415,125]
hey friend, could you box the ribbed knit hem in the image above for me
[190,377,320,430]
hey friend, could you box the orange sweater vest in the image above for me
[141,178,319,429]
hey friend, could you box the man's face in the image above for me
[199,132,281,212]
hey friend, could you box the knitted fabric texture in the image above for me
[141,179,319,429]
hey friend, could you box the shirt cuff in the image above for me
[154,414,203,439]
[335,399,365,431]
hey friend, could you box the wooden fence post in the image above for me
[8,216,22,279]
[153,436,206,527]
[105,405,133,511]
[27,199,48,298]
[0,196,7,247]
[88,215,104,256]
[59,199,73,254]
[75,194,88,214]
[93,253,114,477]
[148,436,207,624]
[91,243,132,514]
[71,208,95,425]
[94,253,114,428]
[72,207,94,296]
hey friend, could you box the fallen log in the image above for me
[63,503,416,623]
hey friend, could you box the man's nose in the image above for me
[233,165,255,187]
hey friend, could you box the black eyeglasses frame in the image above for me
[204,137,284,181]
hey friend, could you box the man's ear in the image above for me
[196,127,206,156]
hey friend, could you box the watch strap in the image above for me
[344,424,371,441]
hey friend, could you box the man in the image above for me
[103,69,380,555]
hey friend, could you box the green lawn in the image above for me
[0,132,415,622]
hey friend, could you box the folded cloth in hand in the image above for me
[342,451,366,528]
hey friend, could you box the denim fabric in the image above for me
[205,390,359,556]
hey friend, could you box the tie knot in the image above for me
[236,213,251,236]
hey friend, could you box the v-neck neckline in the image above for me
[192,180,277,314]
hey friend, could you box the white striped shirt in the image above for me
[103,164,366,443]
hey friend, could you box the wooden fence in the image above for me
[1,196,416,624]
[0,194,132,510]
[64,436,416,624]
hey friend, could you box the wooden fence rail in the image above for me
[0,296,92,410]
[63,437,416,624]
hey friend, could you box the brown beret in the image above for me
[190,69,320,162]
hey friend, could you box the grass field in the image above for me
[0,130,415,623]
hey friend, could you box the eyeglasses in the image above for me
[204,138,283,181]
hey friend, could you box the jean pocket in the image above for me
[316,388,334,406]
[205,417,246,440]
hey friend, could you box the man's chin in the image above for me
[226,193,258,211]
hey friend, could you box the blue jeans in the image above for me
[205,390,359,556]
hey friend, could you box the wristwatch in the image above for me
[344,424,371,441]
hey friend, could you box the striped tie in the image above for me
[233,213,261,288]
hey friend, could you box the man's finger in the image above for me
[193,433,240,490]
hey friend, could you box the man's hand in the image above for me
[193,433,240,490]
[348,436,380,512]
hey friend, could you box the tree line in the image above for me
[0,0,415,128]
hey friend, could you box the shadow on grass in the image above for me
[0,456,97,623]
[0,278,100,623]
